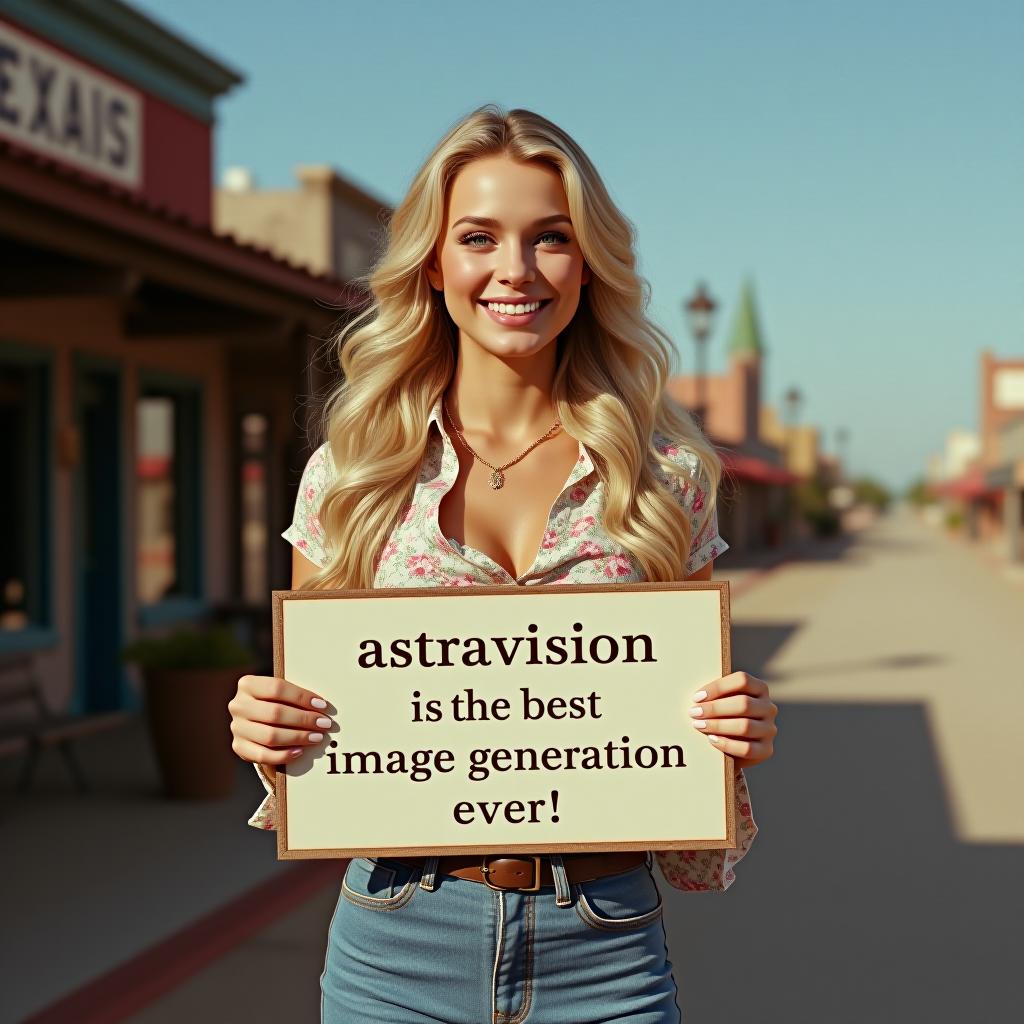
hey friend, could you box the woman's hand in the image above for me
[228,674,336,767]
[688,670,777,770]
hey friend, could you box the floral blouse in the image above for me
[249,396,758,892]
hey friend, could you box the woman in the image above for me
[229,104,778,1023]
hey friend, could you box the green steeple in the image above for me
[727,278,766,361]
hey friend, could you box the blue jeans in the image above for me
[321,852,682,1023]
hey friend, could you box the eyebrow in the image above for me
[451,214,573,231]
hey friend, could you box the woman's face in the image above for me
[426,155,591,361]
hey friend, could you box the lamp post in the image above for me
[784,386,803,472]
[684,282,717,429]
[784,386,803,427]
[836,427,849,482]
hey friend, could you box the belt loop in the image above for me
[549,853,573,907]
[419,855,440,891]
[645,850,654,871]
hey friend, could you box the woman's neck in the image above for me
[445,336,560,445]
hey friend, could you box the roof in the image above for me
[727,278,766,360]
[0,135,362,306]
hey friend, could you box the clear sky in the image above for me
[134,0,1023,491]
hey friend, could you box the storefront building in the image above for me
[0,1,364,713]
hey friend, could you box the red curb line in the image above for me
[23,859,346,1024]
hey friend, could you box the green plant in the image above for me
[944,508,965,531]
[122,625,254,671]
[852,476,892,512]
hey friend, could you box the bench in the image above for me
[0,653,136,794]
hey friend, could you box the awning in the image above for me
[930,466,1001,500]
[719,450,801,486]
[0,136,362,329]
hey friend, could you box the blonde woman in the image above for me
[229,104,778,1023]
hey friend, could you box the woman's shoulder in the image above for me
[296,441,338,500]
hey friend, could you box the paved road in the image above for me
[127,504,1023,1023]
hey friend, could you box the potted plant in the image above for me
[123,625,255,799]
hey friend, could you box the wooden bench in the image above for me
[0,654,136,794]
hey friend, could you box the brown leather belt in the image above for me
[387,851,648,893]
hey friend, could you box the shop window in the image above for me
[0,358,49,633]
[239,412,270,603]
[135,379,201,608]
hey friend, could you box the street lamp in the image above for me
[784,386,803,427]
[684,282,717,429]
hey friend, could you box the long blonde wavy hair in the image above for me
[308,103,723,590]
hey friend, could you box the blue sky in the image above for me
[135,0,1023,490]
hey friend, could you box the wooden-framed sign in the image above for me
[270,581,733,860]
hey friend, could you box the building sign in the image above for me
[0,19,141,188]
[993,367,1024,411]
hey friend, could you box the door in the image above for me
[75,363,125,713]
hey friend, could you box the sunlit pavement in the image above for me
[16,505,1021,1022]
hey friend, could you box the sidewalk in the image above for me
[3,528,834,1024]
[0,719,307,1022]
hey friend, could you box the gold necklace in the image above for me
[442,400,562,490]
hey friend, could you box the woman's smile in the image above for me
[478,297,552,326]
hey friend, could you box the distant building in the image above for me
[214,164,389,282]
[929,352,1024,558]
[667,280,801,555]
[980,352,1024,561]
[760,406,821,481]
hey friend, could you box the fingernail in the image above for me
[688,706,703,718]
[691,719,707,730]
[692,690,707,702]
[315,716,332,729]
[709,735,722,744]
[289,748,303,756]
[311,697,328,709]
[307,732,323,743]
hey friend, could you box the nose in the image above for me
[498,241,535,287]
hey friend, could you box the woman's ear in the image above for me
[425,251,443,292]
[581,263,591,286]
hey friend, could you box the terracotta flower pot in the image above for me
[142,666,250,799]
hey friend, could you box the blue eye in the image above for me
[457,230,571,247]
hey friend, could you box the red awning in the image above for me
[929,466,999,500]
[719,450,801,486]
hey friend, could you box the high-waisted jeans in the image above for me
[320,852,682,1023]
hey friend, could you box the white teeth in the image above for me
[486,300,543,315]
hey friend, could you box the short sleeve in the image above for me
[247,765,278,830]
[652,435,730,575]
[281,442,335,569]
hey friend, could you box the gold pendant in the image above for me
[489,469,505,489]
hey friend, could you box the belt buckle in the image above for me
[480,855,543,893]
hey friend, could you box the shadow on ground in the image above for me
[658,698,1019,1023]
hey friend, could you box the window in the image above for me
[239,412,270,603]
[135,378,201,607]
[0,357,49,633]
